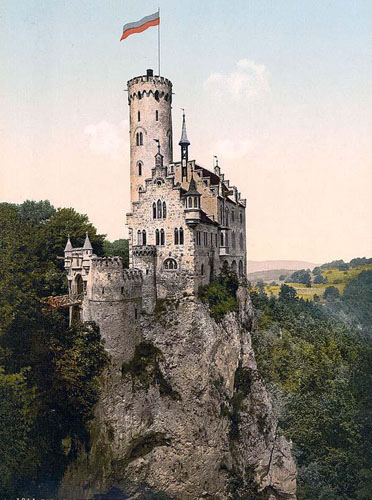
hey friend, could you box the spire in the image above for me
[64,234,73,252]
[185,172,200,196]
[179,110,190,146]
[83,232,93,250]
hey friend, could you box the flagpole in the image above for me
[158,7,160,76]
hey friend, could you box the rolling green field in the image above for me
[259,264,372,300]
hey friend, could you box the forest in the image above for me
[0,200,371,499]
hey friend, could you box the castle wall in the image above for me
[83,258,143,362]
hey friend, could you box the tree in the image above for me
[314,274,328,284]
[103,239,129,268]
[323,286,340,301]
[287,269,311,285]
[279,284,297,301]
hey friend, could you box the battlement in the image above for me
[122,268,143,283]
[127,74,172,89]
[91,256,123,269]
[132,245,157,257]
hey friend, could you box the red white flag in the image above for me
[120,11,160,41]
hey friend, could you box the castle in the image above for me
[64,69,247,356]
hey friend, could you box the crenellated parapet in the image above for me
[132,245,157,257]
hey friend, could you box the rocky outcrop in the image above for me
[59,287,296,499]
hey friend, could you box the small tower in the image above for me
[179,110,190,182]
[128,69,173,203]
[184,173,201,227]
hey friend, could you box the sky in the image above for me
[1,0,372,263]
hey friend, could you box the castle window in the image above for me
[239,233,243,250]
[135,308,138,319]
[138,91,142,100]
[239,260,243,277]
[156,229,160,246]
[226,232,229,246]
[240,212,243,224]
[232,232,236,249]
[232,210,235,222]
[137,230,142,245]
[174,228,179,245]
[138,111,141,122]
[102,287,105,295]
[168,133,172,148]
[155,110,159,121]
[152,202,157,219]
[220,233,224,247]
[139,132,143,145]
[179,227,184,245]
[154,90,159,101]
[142,230,147,245]
[157,199,162,218]
[226,209,229,226]
[162,201,167,218]
[215,234,218,247]
[164,258,177,270]
[121,286,124,295]
[201,264,204,276]
[160,228,165,245]
[188,197,192,208]
[196,231,201,245]
[232,261,237,273]
[194,197,198,208]
[220,207,224,224]
[136,133,139,146]
[138,162,142,176]
[204,232,208,246]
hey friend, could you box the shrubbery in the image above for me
[198,265,239,321]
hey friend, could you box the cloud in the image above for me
[84,120,129,160]
[204,59,269,101]
[214,138,252,160]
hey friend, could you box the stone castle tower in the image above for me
[64,69,247,354]
[129,69,173,203]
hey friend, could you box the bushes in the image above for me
[198,267,239,322]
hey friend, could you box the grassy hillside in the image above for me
[260,263,372,301]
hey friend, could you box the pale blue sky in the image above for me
[1,1,372,262]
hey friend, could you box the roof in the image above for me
[179,112,190,146]
[83,232,93,250]
[185,176,201,196]
[64,235,73,251]
[200,210,219,226]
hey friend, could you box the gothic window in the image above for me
[156,229,160,246]
[201,264,204,276]
[163,201,167,218]
[157,199,162,218]
[139,132,143,146]
[155,110,159,121]
[160,229,165,245]
[155,90,159,101]
[138,162,142,176]
[194,197,198,208]
[142,230,147,246]
[179,227,184,245]
[239,233,243,250]
[232,232,236,249]
[188,197,192,208]
[136,133,139,146]
[232,260,237,273]
[138,111,141,122]
[152,202,157,219]
[174,228,179,245]
[196,231,201,245]
[220,233,224,247]
[137,229,142,245]
[239,260,243,277]
[164,258,177,270]
[135,308,138,319]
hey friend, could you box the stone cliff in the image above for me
[59,287,296,499]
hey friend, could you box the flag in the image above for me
[120,11,160,41]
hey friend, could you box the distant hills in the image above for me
[248,260,317,273]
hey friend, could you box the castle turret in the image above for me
[128,69,173,203]
[179,110,190,182]
[184,174,201,227]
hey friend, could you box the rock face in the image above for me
[59,288,296,499]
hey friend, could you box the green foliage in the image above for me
[103,238,129,268]
[324,285,340,300]
[313,274,328,284]
[286,269,311,284]
[198,268,239,321]
[0,201,108,496]
[251,287,372,499]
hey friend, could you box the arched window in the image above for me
[164,258,177,270]
[188,197,192,208]
[232,232,236,248]
[239,260,243,277]
[160,229,165,245]
[239,233,243,250]
[194,197,198,208]
[220,233,224,247]
[142,230,147,246]
[152,202,156,219]
[136,133,139,146]
[174,228,179,245]
[137,91,142,100]
[155,110,159,121]
[179,227,184,245]
[201,264,204,276]
[137,229,142,245]
[163,201,167,218]
[156,229,160,246]
[157,199,162,218]
[138,111,141,122]
[139,132,143,146]
[231,260,237,273]
[168,133,172,148]
[154,90,159,101]
[138,162,142,176]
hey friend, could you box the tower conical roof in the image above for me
[83,232,93,250]
[179,111,190,146]
[64,235,73,252]
[185,175,201,196]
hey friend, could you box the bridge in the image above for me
[41,293,83,311]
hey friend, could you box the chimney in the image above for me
[146,69,153,78]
